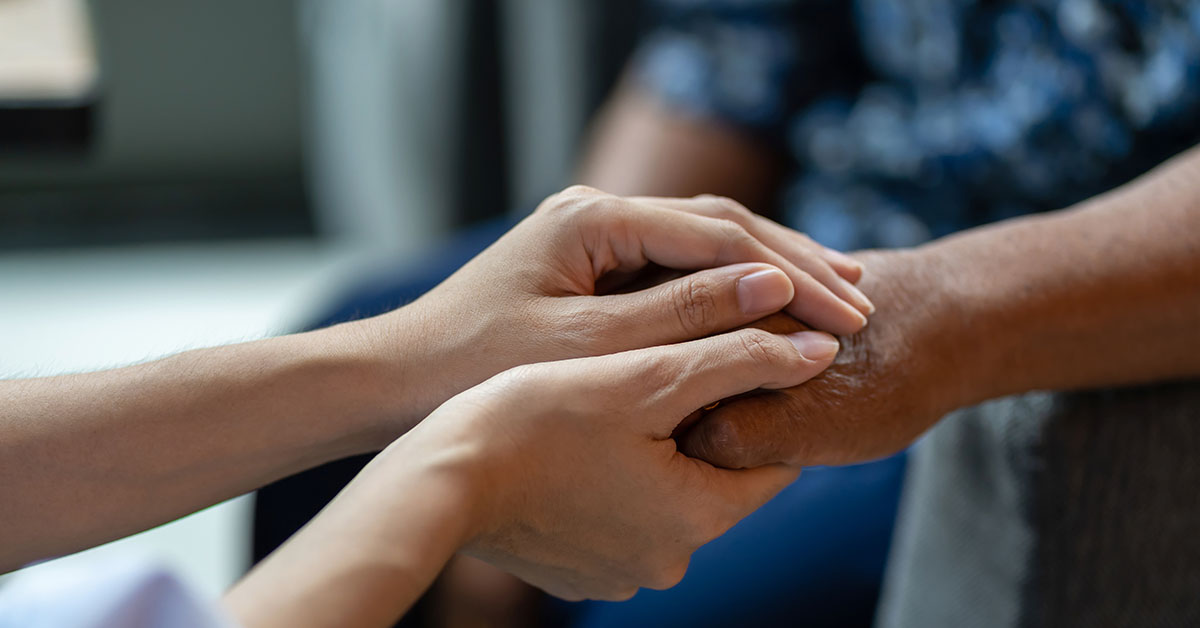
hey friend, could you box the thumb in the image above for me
[592,263,796,349]
[611,327,839,436]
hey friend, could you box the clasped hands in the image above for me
[336,186,957,601]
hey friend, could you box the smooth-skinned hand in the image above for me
[399,326,841,601]
[366,186,873,434]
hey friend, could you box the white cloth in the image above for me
[0,558,238,628]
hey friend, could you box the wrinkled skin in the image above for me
[679,249,970,469]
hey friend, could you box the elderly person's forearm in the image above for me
[927,144,1200,406]
[683,144,1200,469]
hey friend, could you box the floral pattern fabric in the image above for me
[636,0,1200,248]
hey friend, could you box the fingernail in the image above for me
[786,331,840,361]
[736,268,793,315]
[841,279,876,315]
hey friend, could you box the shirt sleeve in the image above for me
[631,0,864,140]
[0,558,240,628]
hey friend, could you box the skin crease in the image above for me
[1,184,864,628]
[381,186,872,433]
[684,249,957,467]
[573,82,960,469]
[433,81,1200,624]
[429,81,962,625]
[0,187,867,572]
[683,148,1200,468]
[227,330,828,627]
[578,83,1200,470]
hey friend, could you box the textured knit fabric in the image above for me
[634,1,1200,624]
[876,383,1200,627]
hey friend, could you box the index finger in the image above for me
[600,199,869,335]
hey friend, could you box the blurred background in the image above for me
[6,0,1198,626]
[1,0,645,600]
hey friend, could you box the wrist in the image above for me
[904,230,1034,408]
[307,300,483,451]
[227,430,483,628]
[370,418,496,549]
[288,317,427,453]
[855,246,986,414]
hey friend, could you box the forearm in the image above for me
[927,146,1200,406]
[0,318,420,570]
[576,83,781,207]
[680,147,1200,470]
[224,434,480,628]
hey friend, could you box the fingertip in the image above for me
[821,247,865,282]
[785,331,840,362]
[844,309,870,334]
[735,266,794,316]
[840,279,876,315]
[787,299,867,336]
[784,273,870,335]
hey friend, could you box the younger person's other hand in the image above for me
[366,186,872,435]
[405,326,840,600]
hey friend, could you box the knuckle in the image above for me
[488,363,549,400]
[713,217,749,240]
[628,353,679,395]
[562,184,601,197]
[701,194,753,221]
[671,276,720,334]
[537,185,617,222]
[552,301,620,352]
[711,218,758,260]
[686,416,752,469]
[735,328,789,367]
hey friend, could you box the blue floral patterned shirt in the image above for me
[635,0,1200,249]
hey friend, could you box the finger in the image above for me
[817,246,866,284]
[672,457,801,537]
[630,195,873,313]
[677,391,805,469]
[612,200,868,335]
[635,195,871,306]
[707,463,801,517]
[598,328,839,435]
[584,263,794,348]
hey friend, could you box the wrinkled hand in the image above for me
[411,328,840,601]
[373,186,873,430]
[679,250,968,468]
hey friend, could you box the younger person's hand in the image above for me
[363,186,872,434]
[226,327,839,627]
[408,326,840,601]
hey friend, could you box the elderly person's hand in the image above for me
[679,146,1200,468]
[678,250,961,468]
[366,186,873,436]
[1,185,867,574]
